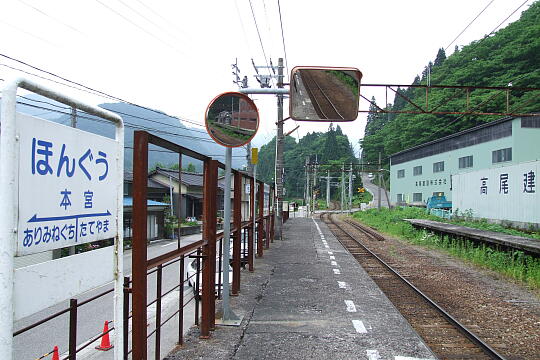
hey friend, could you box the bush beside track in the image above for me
[351,207,540,289]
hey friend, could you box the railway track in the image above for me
[300,71,344,120]
[321,213,507,360]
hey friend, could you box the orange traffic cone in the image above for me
[52,346,59,360]
[95,321,114,351]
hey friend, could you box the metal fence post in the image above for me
[68,298,77,360]
[123,277,130,360]
[270,186,275,242]
[248,176,255,272]
[232,172,242,295]
[178,256,184,346]
[201,159,218,338]
[132,130,149,359]
[257,181,264,257]
[155,265,162,360]
[195,249,201,326]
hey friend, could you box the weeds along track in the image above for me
[321,213,507,360]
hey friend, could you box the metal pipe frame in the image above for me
[0,77,124,360]
[358,83,540,117]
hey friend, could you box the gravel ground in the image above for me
[338,215,540,360]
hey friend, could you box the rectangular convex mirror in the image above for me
[290,66,362,122]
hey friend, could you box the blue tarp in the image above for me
[123,197,168,207]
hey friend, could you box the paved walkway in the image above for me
[166,217,436,360]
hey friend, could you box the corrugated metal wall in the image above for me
[453,160,539,224]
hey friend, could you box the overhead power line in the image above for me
[15,100,217,143]
[0,53,206,128]
[488,0,530,35]
[277,0,289,79]
[15,93,210,137]
[444,0,496,51]
[114,0,183,43]
[17,0,86,35]
[94,0,181,53]
[248,0,272,73]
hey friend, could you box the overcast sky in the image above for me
[1,0,535,157]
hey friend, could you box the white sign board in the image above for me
[452,161,539,224]
[16,113,118,255]
[14,246,114,321]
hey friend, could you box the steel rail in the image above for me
[343,219,385,241]
[300,71,344,120]
[323,213,507,360]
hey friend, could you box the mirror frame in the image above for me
[205,91,260,148]
[289,66,362,122]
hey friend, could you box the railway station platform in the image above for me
[166,217,436,360]
[405,218,540,256]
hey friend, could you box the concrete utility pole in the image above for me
[348,164,353,213]
[341,164,345,213]
[246,142,253,177]
[275,58,284,238]
[378,152,382,210]
[326,170,330,208]
[305,157,310,215]
[313,156,317,213]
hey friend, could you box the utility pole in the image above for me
[348,163,353,213]
[275,58,284,239]
[341,164,345,213]
[326,170,330,208]
[313,156,317,213]
[378,152,382,210]
[305,157,310,216]
[246,142,253,176]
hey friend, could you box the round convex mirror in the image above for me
[205,92,260,147]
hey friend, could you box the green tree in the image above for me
[434,48,446,67]
[184,163,196,172]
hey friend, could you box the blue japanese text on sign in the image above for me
[17,114,118,255]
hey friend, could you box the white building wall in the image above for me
[453,160,539,225]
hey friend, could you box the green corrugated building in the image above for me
[389,116,540,205]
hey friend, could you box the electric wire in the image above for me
[132,0,191,40]
[487,0,530,35]
[277,0,289,80]
[0,19,58,47]
[0,54,206,128]
[17,0,86,36]
[262,0,274,63]
[444,0,496,51]
[14,100,247,158]
[15,101,217,144]
[6,75,209,136]
[234,0,255,61]
[94,0,181,53]
[113,0,183,43]
[248,0,272,75]
[124,146,245,157]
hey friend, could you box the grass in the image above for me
[326,70,359,97]
[351,207,540,289]
[207,119,251,142]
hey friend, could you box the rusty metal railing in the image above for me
[131,131,274,358]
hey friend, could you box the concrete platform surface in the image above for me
[166,217,436,360]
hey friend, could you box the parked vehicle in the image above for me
[187,258,232,296]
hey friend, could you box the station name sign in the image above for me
[17,114,118,256]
